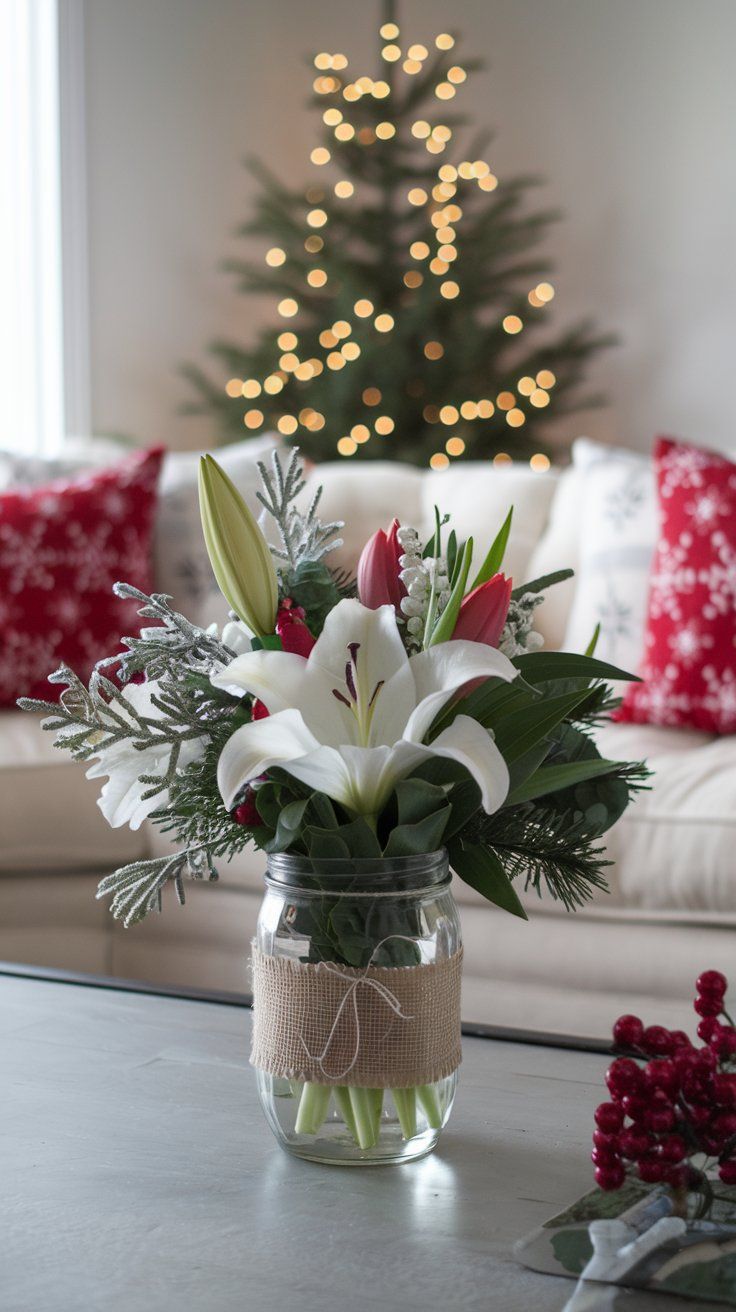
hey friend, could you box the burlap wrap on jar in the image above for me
[250,943,463,1088]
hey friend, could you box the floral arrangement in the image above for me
[19,448,649,1152]
[19,448,646,928]
[593,970,736,1216]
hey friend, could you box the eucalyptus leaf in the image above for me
[394,777,449,827]
[383,806,451,857]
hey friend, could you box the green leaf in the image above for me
[448,842,528,919]
[305,829,351,860]
[383,805,451,857]
[306,817,382,858]
[307,792,341,830]
[444,778,482,839]
[446,529,458,583]
[506,740,554,793]
[492,687,596,763]
[511,568,574,600]
[263,798,309,853]
[585,623,601,657]
[507,758,622,806]
[470,506,513,589]
[513,651,641,685]
[394,777,448,827]
[427,537,473,646]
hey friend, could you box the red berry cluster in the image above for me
[592,971,736,1196]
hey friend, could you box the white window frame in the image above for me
[0,0,90,457]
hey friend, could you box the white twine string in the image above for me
[298,935,418,1082]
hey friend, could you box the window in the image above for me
[0,0,88,457]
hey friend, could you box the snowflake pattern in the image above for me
[617,438,736,735]
[0,446,164,705]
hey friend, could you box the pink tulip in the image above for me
[452,573,512,647]
[357,518,406,611]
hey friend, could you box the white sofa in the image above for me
[2,449,735,1039]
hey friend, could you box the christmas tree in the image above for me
[182,4,610,468]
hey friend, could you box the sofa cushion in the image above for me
[524,462,582,649]
[0,712,145,872]
[299,461,425,576]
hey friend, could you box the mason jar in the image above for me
[252,850,463,1165]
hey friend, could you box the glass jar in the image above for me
[253,850,462,1165]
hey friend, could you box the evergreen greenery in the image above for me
[181,4,611,465]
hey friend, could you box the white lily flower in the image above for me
[211,598,517,818]
[84,681,206,830]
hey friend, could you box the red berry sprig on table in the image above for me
[592,971,736,1205]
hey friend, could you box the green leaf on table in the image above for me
[470,506,513,589]
[448,842,528,919]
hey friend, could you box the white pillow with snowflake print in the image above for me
[562,439,658,676]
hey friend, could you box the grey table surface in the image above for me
[2,975,694,1312]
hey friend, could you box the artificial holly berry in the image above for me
[669,1030,692,1050]
[644,1058,678,1096]
[712,1029,736,1060]
[641,1025,674,1057]
[711,1112,736,1142]
[595,1162,625,1191]
[606,1058,643,1099]
[638,1156,666,1184]
[619,1128,652,1160]
[592,1129,621,1151]
[694,994,722,1018]
[658,1134,687,1164]
[697,1017,722,1043]
[714,1074,736,1107]
[591,1146,621,1168]
[621,1093,648,1122]
[612,1014,644,1049]
[719,1160,736,1185]
[594,1102,624,1134]
[697,970,727,998]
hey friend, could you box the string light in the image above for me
[423,404,440,423]
[294,362,314,380]
[408,187,428,206]
[440,280,459,298]
[408,43,428,59]
[404,270,423,288]
[242,379,261,398]
[338,436,357,456]
[277,416,298,435]
[375,415,394,434]
[307,269,328,287]
[403,59,422,75]
[503,315,523,334]
[372,81,390,98]
[438,245,457,262]
[306,186,325,203]
[323,108,342,126]
[278,298,298,317]
[477,399,495,418]
[277,331,297,349]
[496,391,515,410]
[225,378,243,398]
[244,409,264,428]
[343,84,361,102]
[380,21,399,39]
[424,341,444,359]
[335,124,355,141]
[478,174,498,191]
[382,43,401,61]
[363,387,381,405]
[375,122,396,139]
[333,319,351,338]
[430,452,450,469]
[494,452,512,466]
[439,164,457,182]
[412,120,431,139]
[506,408,525,427]
[309,358,324,376]
[436,226,455,243]
[537,369,556,388]
[279,352,299,371]
[307,209,328,228]
[433,125,452,142]
[473,160,490,178]
[264,374,284,394]
[335,180,354,198]
[357,127,376,145]
[374,313,394,332]
[342,341,361,360]
[265,247,286,267]
[435,83,455,100]
[356,76,374,94]
[436,33,455,50]
[447,66,467,84]
[332,54,348,70]
[536,282,555,302]
[530,453,551,472]
[311,147,330,166]
[460,401,477,419]
[319,329,338,348]
[314,53,332,70]
[354,298,373,317]
[529,388,550,408]
[446,436,465,456]
[430,257,449,275]
[528,289,544,308]
[518,376,536,396]
[410,241,430,259]
[304,235,324,253]
[440,405,459,424]
[327,351,346,370]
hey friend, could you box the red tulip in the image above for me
[452,573,512,647]
[357,518,406,611]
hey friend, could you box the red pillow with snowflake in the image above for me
[0,446,165,706]
[616,436,736,734]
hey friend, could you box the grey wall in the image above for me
[83,0,736,456]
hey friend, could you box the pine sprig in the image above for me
[256,447,343,571]
[473,805,611,911]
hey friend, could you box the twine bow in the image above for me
[299,935,417,1082]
